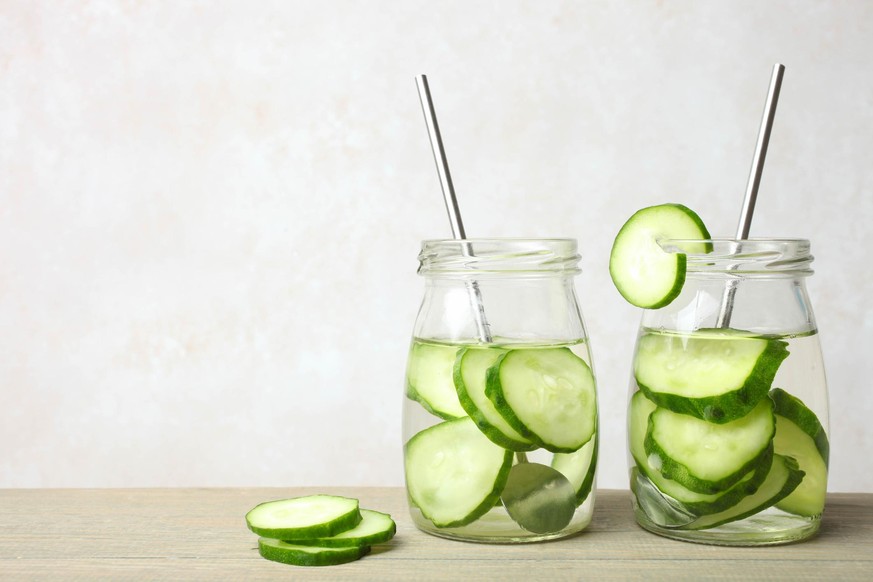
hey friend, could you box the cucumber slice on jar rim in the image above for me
[609,203,711,309]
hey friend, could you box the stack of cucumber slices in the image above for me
[405,342,598,529]
[611,204,829,530]
[245,495,396,567]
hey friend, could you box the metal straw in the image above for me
[415,74,493,342]
[716,64,786,328]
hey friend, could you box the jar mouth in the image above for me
[657,238,813,276]
[418,238,581,277]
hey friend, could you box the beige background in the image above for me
[1,1,871,492]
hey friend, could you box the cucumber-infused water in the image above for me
[629,328,829,545]
[404,337,598,542]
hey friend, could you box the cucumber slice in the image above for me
[635,329,789,423]
[404,417,513,528]
[609,203,711,309]
[406,341,466,419]
[686,454,805,530]
[771,388,829,517]
[551,429,598,505]
[645,398,775,494]
[486,347,597,453]
[628,391,772,515]
[246,495,361,539]
[258,538,370,567]
[453,347,536,451]
[285,509,396,547]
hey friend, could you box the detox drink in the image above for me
[403,239,599,543]
[612,231,829,546]
[629,328,828,545]
[403,338,597,542]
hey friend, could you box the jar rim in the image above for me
[658,238,813,277]
[418,238,581,277]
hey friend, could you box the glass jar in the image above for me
[627,239,829,546]
[403,239,599,543]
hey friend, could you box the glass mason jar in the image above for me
[627,239,829,546]
[403,239,599,543]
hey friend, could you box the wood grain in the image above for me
[0,488,870,580]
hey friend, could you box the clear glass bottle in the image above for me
[627,239,829,546]
[403,239,598,543]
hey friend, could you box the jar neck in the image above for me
[659,239,813,279]
[418,239,581,279]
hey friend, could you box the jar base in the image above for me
[633,506,821,546]
[409,503,593,544]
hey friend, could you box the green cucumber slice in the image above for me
[551,429,598,505]
[609,203,711,309]
[406,341,466,419]
[404,417,513,528]
[686,454,805,530]
[635,329,789,423]
[246,495,361,539]
[628,391,772,515]
[486,347,597,453]
[285,509,396,547]
[771,388,829,517]
[453,347,536,451]
[645,397,775,494]
[258,538,370,566]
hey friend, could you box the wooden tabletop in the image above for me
[0,488,870,580]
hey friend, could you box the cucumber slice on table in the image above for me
[634,329,789,423]
[405,417,513,528]
[486,347,597,453]
[406,341,466,419]
[551,429,598,505]
[453,346,536,451]
[686,454,805,530]
[285,509,396,548]
[609,203,711,309]
[645,397,775,494]
[258,538,370,567]
[246,495,362,539]
[628,391,772,516]
[771,388,829,517]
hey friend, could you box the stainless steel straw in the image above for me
[415,75,493,343]
[716,64,785,328]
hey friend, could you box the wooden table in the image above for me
[0,488,870,580]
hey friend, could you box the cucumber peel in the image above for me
[285,509,397,548]
[635,329,789,423]
[686,454,805,530]
[770,388,829,517]
[485,347,597,453]
[645,398,776,494]
[628,391,772,516]
[246,495,362,539]
[258,538,371,567]
[609,203,711,309]
[453,346,536,451]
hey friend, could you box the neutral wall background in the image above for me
[1,1,871,492]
